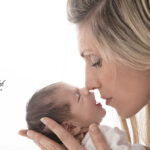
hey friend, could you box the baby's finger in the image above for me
[89,124,110,150]
[41,117,85,150]
[80,127,89,134]
[71,127,80,136]
[75,133,84,143]
[71,127,88,136]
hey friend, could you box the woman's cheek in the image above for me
[115,99,135,118]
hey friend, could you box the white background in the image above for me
[0,1,120,149]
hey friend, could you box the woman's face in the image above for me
[78,27,150,118]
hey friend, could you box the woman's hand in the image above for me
[89,124,110,150]
[19,129,67,150]
[19,117,85,150]
[19,117,110,150]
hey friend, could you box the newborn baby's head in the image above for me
[26,82,106,144]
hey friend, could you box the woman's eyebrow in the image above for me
[80,49,94,57]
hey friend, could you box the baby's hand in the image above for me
[70,127,88,143]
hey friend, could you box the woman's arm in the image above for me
[19,117,111,150]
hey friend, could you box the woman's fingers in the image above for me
[18,129,28,138]
[27,130,65,150]
[34,141,48,150]
[19,130,49,150]
[89,124,111,150]
[41,117,85,150]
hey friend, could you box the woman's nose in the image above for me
[85,68,101,90]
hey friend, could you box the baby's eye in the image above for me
[90,55,101,68]
[75,92,80,101]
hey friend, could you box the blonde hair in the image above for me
[120,104,150,147]
[67,0,150,147]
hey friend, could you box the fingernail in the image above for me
[40,117,47,124]
[89,124,99,133]
[27,131,33,138]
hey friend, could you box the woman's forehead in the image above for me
[78,27,115,61]
[78,25,109,54]
[78,26,95,45]
[78,30,99,55]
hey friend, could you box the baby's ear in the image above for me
[61,121,81,135]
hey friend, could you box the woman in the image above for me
[19,0,150,149]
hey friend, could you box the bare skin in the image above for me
[19,118,150,150]
[19,30,150,150]
[19,12,150,150]
[19,117,111,150]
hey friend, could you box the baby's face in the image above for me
[56,83,106,127]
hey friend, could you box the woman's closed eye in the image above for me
[90,55,101,68]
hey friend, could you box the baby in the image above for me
[26,82,145,150]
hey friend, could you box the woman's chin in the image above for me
[117,110,132,119]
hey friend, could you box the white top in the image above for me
[82,125,145,150]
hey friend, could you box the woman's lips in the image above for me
[101,97,112,105]
[106,98,112,105]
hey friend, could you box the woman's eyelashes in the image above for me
[90,55,101,68]
[92,60,101,67]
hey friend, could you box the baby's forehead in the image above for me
[57,82,76,91]
[45,82,77,104]
[56,83,78,95]
[47,83,75,105]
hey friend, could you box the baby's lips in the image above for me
[96,103,102,107]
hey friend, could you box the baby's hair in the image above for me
[26,82,71,144]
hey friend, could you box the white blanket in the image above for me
[82,125,145,150]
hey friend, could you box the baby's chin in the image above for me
[91,117,105,126]
[97,111,106,124]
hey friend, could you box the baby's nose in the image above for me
[80,88,90,95]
